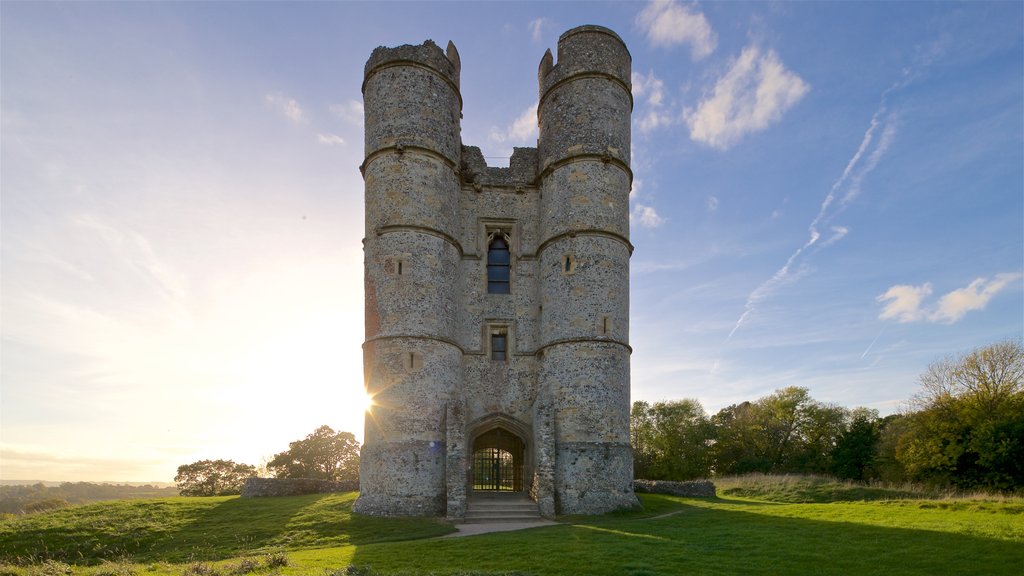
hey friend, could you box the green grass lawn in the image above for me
[2,478,1021,576]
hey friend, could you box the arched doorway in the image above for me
[471,427,525,492]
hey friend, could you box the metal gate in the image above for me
[471,427,524,491]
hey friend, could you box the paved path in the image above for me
[444,519,559,538]
[443,505,691,538]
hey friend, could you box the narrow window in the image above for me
[562,254,576,275]
[491,333,507,361]
[397,261,403,275]
[487,234,511,294]
[405,351,423,372]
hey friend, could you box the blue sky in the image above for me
[2,1,1021,482]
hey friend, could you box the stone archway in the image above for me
[468,414,532,493]
[471,427,525,491]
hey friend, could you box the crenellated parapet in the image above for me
[363,40,463,165]
[538,26,632,174]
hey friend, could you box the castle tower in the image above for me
[356,26,637,518]
[354,40,464,516]
[536,26,637,513]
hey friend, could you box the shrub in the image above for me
[263,551,289,569]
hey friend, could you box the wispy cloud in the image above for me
[821,226,849,247]
[632,70,666,106]
[705,195,719,212]
[528,17,552,42]
[265,93,306,124]
[635,0,717,60]
[686,46,809,150]
[726,86,898,341]
[632,70,675,134]
[879,273,1022,324]
[317,134,345,146]
[488,103,538,144]
[631,203,665,229]
[329,100,363,126]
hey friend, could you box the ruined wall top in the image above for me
[461,146,538,188]
[539,25,631,99]
[364,39,461,92]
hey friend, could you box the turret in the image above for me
[536,25,638,514]
[355,39,464,516]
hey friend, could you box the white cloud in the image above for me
[632,70,676,134]
[930,273,1022,323]
[637,109,676,134]
[632,70,665,106]
[265,93,306,123]
[877,283,933,323]
[630,178,642,200]
[877,273,1022,324]
[631,203,665,228]
[489,103,538,144]
[821,226,849,247]
[330,100,364,126]
[317,133,345,146]
[528,17,551,42]
[635,0,717,60]
[685,46,809,150]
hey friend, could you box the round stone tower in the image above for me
[354,39,464,516]
[536,25,638,514]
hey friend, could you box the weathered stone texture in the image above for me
[241,477,358,498]
[633,479,717,498]
[356,25,638,519]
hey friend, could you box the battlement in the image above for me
[539,25,631,101]
[364,39,461,92]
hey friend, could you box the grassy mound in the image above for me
[2,481,1022,575]
[713,473,934,503]
[0,492,453,566]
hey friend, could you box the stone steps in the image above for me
[463,493,543,523]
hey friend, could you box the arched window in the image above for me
[487,233,511,294]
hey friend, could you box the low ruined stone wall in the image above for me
[633,479,716,498]
[241,477,358,498]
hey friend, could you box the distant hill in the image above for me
[0,479,175,488]
[1,481,179,514]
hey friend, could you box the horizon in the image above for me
[2,1,1021,483]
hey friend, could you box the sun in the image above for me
[362,391,376,412]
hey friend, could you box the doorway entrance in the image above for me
[471,427,525,492]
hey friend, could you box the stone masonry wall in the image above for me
[241,477,358,498]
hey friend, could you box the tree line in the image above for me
[178,341,1022,497]
[0,482,178,515]
[632,340,1023,492]
[175,425,359,496]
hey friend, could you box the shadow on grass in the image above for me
[345,498,1024,576]
[0,494,324,565]
[0,492,456,567]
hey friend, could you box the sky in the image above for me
[2,1,1021,483]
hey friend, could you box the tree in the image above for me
[712,387,850,475]
[830,408,882,480]
[267,425,360,482]
[174,459,256,496]
[631,399,713,480]
[710,401,764,474]
[897,340,1024,490]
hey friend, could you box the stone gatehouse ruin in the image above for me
[353,25,638,519]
